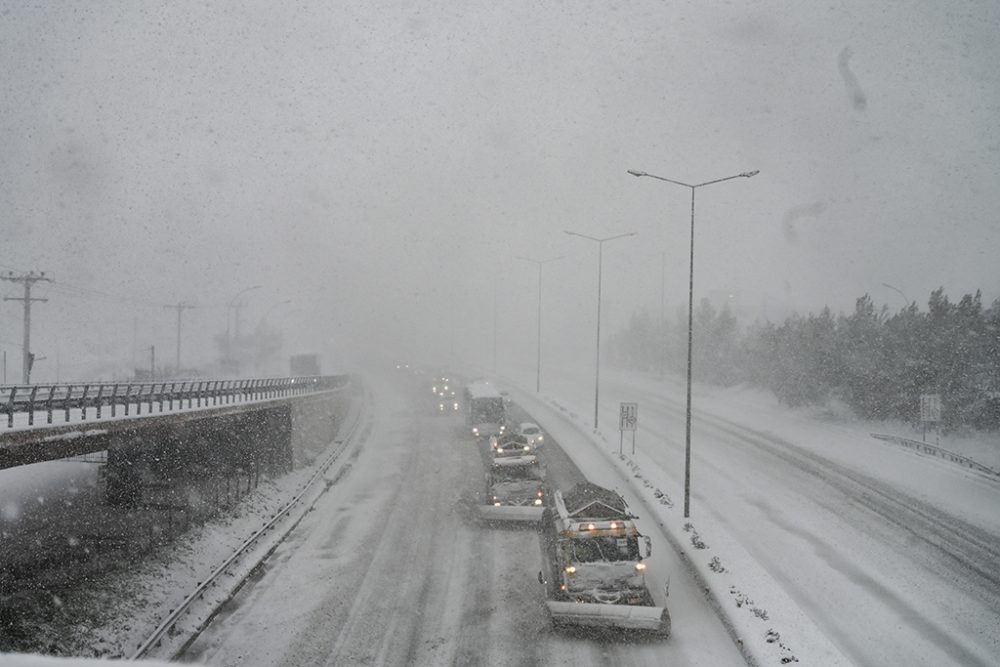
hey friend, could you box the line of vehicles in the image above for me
[430,375,460,413]
[447,377,672,637]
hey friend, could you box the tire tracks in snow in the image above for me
[319,414,465,664]
[615,380,1000,666]
[623,382,1000,597]
[705,416,1000,601]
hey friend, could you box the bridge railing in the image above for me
[0,375,350,429]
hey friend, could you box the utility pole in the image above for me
[150,345,156,380]
[2,271,51,383]
[164,302,195,374]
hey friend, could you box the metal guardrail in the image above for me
[869,432,1000,479]
[131,384,371,660]
[0,375,350,428]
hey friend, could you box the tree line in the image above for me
[607,289,1000,431]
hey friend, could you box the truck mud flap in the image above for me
[477,505,545,523]
[545,601,669,633]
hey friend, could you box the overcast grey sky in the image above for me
[1,0,998,379]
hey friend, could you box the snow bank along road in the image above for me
[519,367,1000,667]
[179,372,745,666]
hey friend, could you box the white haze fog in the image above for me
[2,4,1000,665]
[1,0,997,380]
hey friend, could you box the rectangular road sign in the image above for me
[920,394,941,423]
[619,402,638,432]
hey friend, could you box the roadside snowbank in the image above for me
[503,378,853,667]
[0,394,362,661]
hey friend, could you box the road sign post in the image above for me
[619,402,637,455]
[920,393,941,445]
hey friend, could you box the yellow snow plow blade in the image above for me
[546,601,669,633]
[477,504,545,523]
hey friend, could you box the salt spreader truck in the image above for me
[477,454,546,523]
[537,482,670,636]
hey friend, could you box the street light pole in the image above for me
[628,168,758,518]
[660,250,667,376]
[492,281,498,375]
[564,230,637,430]
[517,255,564,393]
[226,285,261,363]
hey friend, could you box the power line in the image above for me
[0,262,237,311]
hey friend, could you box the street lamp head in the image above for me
[740,170,760,178]
[627,169,646,177]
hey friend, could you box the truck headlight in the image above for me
[635,562,646,572]
[534,499,542,505]
[564,566,576,574]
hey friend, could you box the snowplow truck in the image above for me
[537,482,670,636]
[478,454,546,523]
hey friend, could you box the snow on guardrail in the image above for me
[0,376,350,430]
[869,432,1000,479]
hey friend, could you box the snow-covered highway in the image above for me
[6,365,995,665]
[179,372,746,666]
